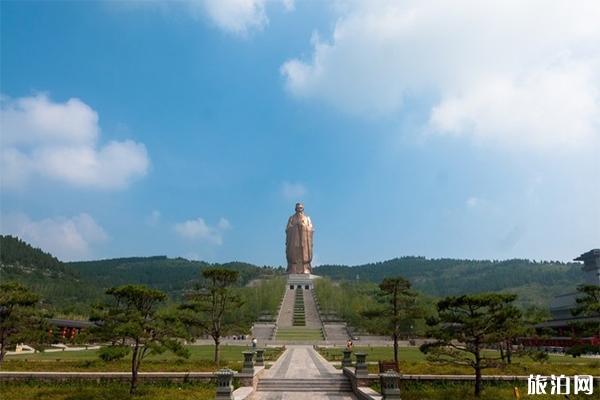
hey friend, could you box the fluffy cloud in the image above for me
[174,217,231,245]
[281,0,600,150]
[281,181,307,200]
[118,0,294,36]
[196,0,295,35]
[199,0,268,35]
[1,213,108,261]
[466,197,480,209]
[146,210,161,227]
[1,94,149,189]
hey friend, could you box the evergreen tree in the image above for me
[179,268,243,366]
[361,277,421,366]
[91,285,189,395]
[420,293,521,397]
[0,282,48,364]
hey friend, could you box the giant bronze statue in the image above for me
[285,203,313,274]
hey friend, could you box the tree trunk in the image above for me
[474,350,482,397]
[506,340,512,364]
[214,336,220,367]
[393,333,399,366]
[130,343,139,395]
[0,335,5,365]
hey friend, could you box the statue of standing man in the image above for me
[286,203,313,274]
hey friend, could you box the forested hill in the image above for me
[1,234,588,311]
[314,257,585,307]
[0,235,73,278]
[0,235,93,314]
[67,257,274,298]
[0,235,275,315]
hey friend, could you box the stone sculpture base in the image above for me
[287,273,320,290]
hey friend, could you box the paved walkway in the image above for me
[275,288,296,327]
[303,289,322,328]
[251,345,357,400]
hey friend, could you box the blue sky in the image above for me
[1,0,599,264]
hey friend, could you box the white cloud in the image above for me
[281,0,294,12]
[1,212,108,261]
[146,210,161,226]
[281,181,307,200]
[199,0,268,35]
[121,0,294,36]
[466,197,480,208]
[217,217,232,230]
[174,217,231,245]
[281,0,600,151]
[0,94,149,189]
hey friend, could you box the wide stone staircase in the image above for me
[251,323,275,341]
[323,323,350,341]
[275,280,324,341]
[256,377,352,392]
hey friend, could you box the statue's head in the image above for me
[295,203,304,213]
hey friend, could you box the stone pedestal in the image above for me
[287,274,318,290]
[255,349,265,366]
[354,352,368,377]
[215,368,235,400]
[380,370,401,399]
[242,351,255,374]
[342,349,353,367]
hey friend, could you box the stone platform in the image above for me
[286,273,320,290]
[251,345,356,399]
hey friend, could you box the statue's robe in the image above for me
[286,212,313,274]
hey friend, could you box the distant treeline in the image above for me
[1,234,587,314]
[0,235,281,317]
[314,256,584,308]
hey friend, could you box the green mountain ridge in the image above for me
[313,257,584,307]
[1,235,587,314]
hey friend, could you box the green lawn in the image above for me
[317,346,600,376]
[396,381,600,400]
[2,345,284,372]
[0,381,215,400]
[275,327,324,340]
[3,380,599,400]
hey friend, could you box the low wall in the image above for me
[0,368,266,385]
[0,371,217,383]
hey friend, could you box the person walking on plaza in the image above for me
[346,339,353,351]
[252,337,258,350]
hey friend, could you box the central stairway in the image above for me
[254,345,354,398]
[257,377,352,392]
[275,276,324,341]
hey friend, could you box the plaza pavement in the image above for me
[249,345,358,400]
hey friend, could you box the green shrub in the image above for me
[98,346,130,362]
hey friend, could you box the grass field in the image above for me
[317,346,600,376]
[275,327,324,340]
[2,380,599,400]
[396,381,600,400]
[0,381,216,400]
[2,345,284,372]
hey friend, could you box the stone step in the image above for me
[257,378,353,392]
[259,376,350,383]
[257,386,353,392]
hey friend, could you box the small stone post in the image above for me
[255,348,265,366]
[215,368,235,400]
[242,351,255,374]
[342,349,353,367]
[379,370,401,399]
[354,352,368,376]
